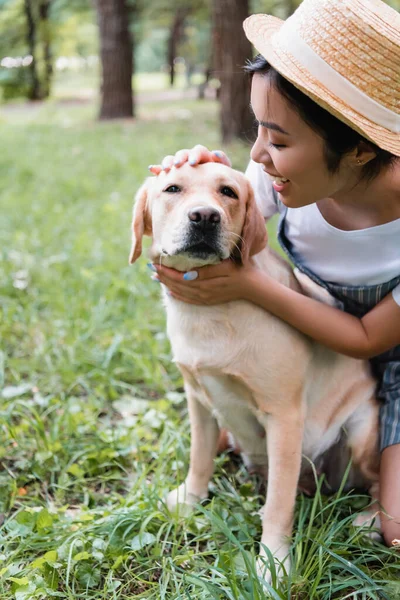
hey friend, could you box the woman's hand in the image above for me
[148,144,231,175]
[150,259,259,305]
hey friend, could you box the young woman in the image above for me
[148,0,400,546]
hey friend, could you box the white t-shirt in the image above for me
[245,160,400,307]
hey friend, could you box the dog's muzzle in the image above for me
[176,206,224,259]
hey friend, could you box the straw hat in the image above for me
[243,0,400,156]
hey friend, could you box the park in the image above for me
[1,0,400,598]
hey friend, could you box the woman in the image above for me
[148,0,400,546]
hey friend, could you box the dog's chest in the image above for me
[165,299,265,368]
[163,295,313,415]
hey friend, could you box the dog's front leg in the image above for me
[165,388,219,514]
[257,409,304,583]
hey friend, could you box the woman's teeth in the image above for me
[266,173,290,184]
[273,176,289,184]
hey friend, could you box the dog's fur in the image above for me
[129,162,380,580]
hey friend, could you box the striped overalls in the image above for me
[277,208,400,451]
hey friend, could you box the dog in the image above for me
[129,162,380,582]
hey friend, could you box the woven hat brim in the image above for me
[244,14,400,157]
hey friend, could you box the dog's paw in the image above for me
[256,540,290,586]
[164,483,206,516]
[352,510,382,542]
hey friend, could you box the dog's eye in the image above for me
[220,186,238,199]
[164,185,181,193]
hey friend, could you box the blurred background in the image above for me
[1,0,397,143]
[0,0,306,143]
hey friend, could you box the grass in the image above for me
[52,69,205,100]
[0,90,399,598]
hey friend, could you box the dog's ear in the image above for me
[236,180,268,264]
[129,181,153,264]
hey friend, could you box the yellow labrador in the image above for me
[129,162,379,581]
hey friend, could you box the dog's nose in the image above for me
[188,206,221,226]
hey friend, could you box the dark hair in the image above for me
[245,55,397,182]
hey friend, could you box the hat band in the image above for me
[276,22,400,134]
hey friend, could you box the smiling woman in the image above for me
[246,55,397,185]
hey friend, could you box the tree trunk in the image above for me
[24,0,41,100]
[197,66,211,100]
[167,7,189,88]
[95,0,134,120]
[39,0,52,99]
[212,0,253,143]
[23,0,54,100]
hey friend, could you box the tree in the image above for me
[212,0,253,143]
[23,0,53,99]
[141,0,209,85]
[95,0,134,119]
[167,6,190,87]
[0,0,93,101]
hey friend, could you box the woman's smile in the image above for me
[263,171,291,193]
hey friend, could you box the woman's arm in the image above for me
[153,262,400,360]
[244,270,400,359]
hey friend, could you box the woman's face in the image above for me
[250,74,357,208]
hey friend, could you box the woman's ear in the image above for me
[238,179,268,264]
[129,181,153,264]
[349,141,377,167]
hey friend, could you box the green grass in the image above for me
[0,97,399,599]
[51,69,206,101]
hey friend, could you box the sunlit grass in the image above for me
[47,69,206,101]
[0,97,399,598]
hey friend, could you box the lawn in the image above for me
[0,94,399,599]
[52,69,205,101]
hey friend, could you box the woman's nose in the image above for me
[250,135,272,167]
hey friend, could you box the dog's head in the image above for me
[129,162,267,270]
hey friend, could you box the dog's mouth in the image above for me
[175,240,223,259]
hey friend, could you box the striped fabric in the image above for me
[278,210,400,451]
